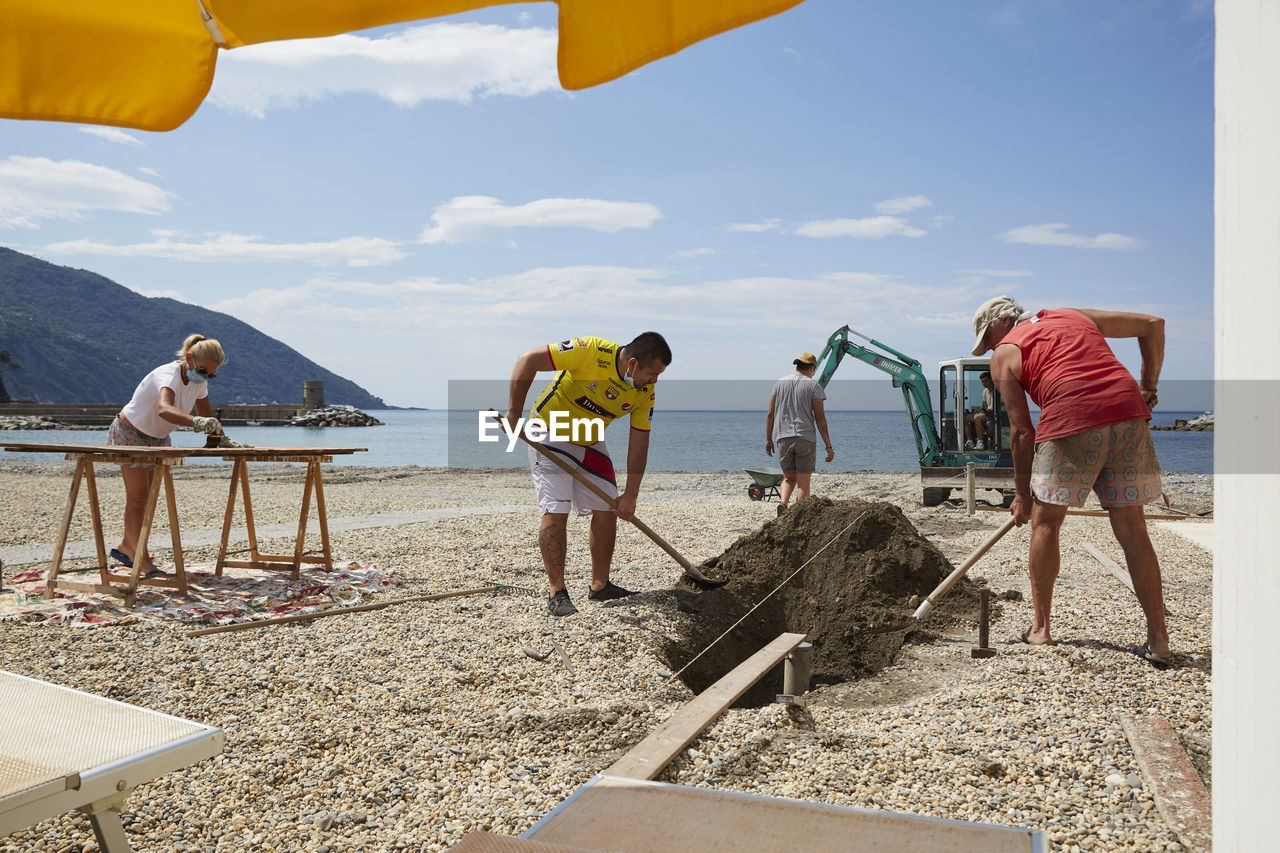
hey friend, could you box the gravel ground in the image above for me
[0,463,1213,852]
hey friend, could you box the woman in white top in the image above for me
[105,334,226,576]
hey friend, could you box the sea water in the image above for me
[0,409,1214,473]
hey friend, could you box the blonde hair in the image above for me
[176,334,225,365]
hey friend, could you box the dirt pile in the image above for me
[663,497,984,706]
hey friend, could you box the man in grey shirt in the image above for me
[765,352,835,510]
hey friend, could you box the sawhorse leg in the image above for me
[124,466,166,607]
[312,459,333,572]
[216,458,259,577]
[289,461,317,579]
[287,460,334,577]
[43,456,87,600]
[83,460,109,584]
[160,463,188,595]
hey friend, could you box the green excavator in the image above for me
[815,325,1016,507]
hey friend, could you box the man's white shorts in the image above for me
[529,440,618,516]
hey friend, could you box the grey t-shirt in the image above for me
[771,373,826,441]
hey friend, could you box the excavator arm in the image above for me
[815,326,944,466]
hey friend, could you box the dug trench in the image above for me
[662,498,995,708]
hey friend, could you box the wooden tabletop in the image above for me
[0,442,366,457]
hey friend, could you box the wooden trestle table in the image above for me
[0,443,365,606]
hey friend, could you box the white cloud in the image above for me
[955,269,1032,277]
[794,216,926,239]
[78,127,145,147]
[0,156,172,228]
[874,194,932,215]
[210,23,559,117]
[139,167,162,177]
[674,247,717,258]
[419,196,662,245]
[929,214,956,227]
[724,219,782,233]
[1000,222,1141,250]
[42,232,406,266]
[203,264,1009,405]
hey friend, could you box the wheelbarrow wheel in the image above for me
[747,484,763,501]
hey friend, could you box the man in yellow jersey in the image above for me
[505,332,671,616]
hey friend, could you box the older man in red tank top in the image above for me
[972,296,1171,668]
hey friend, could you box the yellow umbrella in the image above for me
[0,0,805,132]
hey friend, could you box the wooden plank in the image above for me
[1,442,364,457]
[1081,542,1135,593]
[1122,716,1211,853]
[605,632,806,781]
[527,775,1043,852]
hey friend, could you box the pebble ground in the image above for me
[0,463,1212,852]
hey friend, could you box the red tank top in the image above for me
[999,308,1150,442]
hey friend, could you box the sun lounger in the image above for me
[0,669,224,851]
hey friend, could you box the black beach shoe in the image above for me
[109,549,133,568]
[547,589,578,617]
[588,581,637,601]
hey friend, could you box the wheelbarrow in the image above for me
[744,467,784,501]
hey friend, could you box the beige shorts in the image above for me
[528,440,618,516]
[1031,419,1162,508]
[777,436,817,474]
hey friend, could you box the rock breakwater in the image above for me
[290,404,384,427]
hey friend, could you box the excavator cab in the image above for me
[937,359,1007,453]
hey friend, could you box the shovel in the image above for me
[490,411,727,588]
[914,516,1017,620]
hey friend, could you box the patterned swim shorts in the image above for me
[106,416,171,469]
[1031,418,1162,508]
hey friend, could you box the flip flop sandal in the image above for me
[109,549,133,568]
[1138,642,1172,669]
[1019,628,1053,646]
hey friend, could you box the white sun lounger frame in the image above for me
[0,669,224,851]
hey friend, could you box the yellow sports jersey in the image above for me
[531,336,655,445]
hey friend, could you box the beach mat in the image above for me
[0,562,400,628]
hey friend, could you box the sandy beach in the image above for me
[0,461,1212,852]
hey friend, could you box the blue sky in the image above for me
[0,0,1213,409]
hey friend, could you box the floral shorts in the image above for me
[1031,418,1162,508]
[106,416,171,469]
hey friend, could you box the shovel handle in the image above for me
[914,516,1017,620]
[489,410,699,574]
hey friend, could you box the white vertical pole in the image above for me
[1215,2,1280,847]
[965,462,976,516]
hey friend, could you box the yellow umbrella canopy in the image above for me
[0,0,805,132]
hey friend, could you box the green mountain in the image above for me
[0,247,385,408]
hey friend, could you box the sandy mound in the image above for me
[663,497,985,706]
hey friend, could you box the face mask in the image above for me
[622,360,642,389]
[186,368,208,385]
